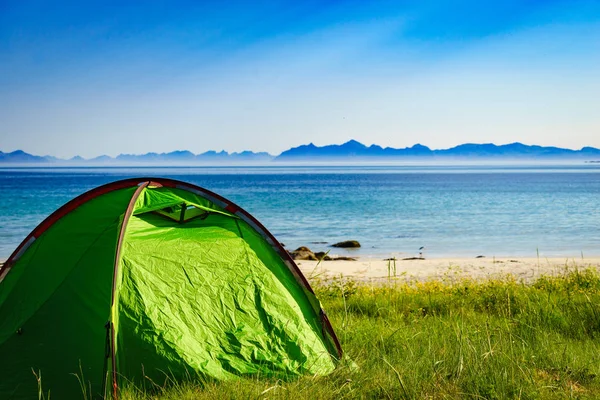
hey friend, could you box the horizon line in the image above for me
[2,140,600,161]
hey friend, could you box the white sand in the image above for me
[296,257,600,283]
[2,256,599,283]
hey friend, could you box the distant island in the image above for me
[0,149,273,164]
[1,140,600,165]
[276,140,600,160]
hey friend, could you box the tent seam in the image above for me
[108,182,150,400]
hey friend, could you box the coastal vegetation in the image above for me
[112,264,600,399]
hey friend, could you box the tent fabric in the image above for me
[0,178,341,400]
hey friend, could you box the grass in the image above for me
[118,265,600,399]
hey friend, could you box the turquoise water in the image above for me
[1,165,599,259]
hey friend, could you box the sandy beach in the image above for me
[2,256,599,283]
[297,256,600,283]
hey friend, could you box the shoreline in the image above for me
[2,256,599,283]
[296,256,600,283]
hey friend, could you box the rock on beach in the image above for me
[289,246,357,261]
[289,246,318,261]
[331,240,361,248]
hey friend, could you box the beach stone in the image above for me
[332,257,357,261]
[289,246,318,261]
[314,252,332,261]
[294,246,312,252]
[331,240,361,248]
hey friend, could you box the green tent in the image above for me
[0,178,341,399]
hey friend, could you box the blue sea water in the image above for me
[0,164,599,259]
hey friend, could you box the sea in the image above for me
[1,164,599,260]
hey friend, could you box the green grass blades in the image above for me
[118,266,600,399]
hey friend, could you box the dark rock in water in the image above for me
[331,240,361,248]
[280,243,286,247]
[384,257,397,261]
[311,241,328,244]
[314,252,332,261]
[402,257,425,261]
[290,246,318,261]
[476,255,485,258]
[332,257,357,261]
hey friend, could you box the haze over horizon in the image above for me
[2,1,599,158]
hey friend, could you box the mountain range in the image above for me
[0,149,273,164]
[276,140,600,160]
[1,141,599,164]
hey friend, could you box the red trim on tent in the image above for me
[225,204,239,213]
[1,177,343,360]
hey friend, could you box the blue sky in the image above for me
[1,0,599,158]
